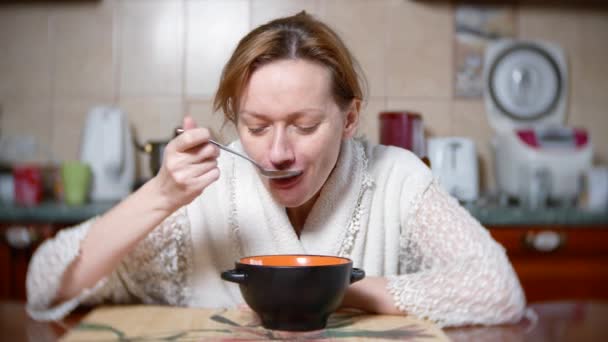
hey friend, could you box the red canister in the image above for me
[379,111,426,157]
[13,164,43,206]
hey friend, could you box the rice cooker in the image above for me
[484,39,593,205]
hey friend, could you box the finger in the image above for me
[191,167,220,188]
[163,142,217,178]
[180,160,218,180]
[169,160,217,188]
[182,115,197,130]
[184,142,220,163]
[174,128,211,152]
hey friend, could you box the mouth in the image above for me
[268,172,303,189]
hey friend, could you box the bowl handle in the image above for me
[221,269,247,284]
[350,268,365,284]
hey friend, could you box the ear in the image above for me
[342,99,361,140]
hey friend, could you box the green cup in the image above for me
[61,161,91,205]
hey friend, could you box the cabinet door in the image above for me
[0,236,10,299]
[0,224,60,300]
[489,226,608,302]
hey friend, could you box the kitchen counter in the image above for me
[0,200,607,226]
[0,201,117,224]
[464,203,608,227]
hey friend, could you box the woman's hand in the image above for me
[341,276,403,315]
[154,116,220,211]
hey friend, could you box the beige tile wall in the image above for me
[1,0,606,187]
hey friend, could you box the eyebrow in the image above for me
[239,108,324,120]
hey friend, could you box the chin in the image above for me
[270,191,312,208]
[272,196,305,208]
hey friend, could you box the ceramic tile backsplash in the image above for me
[2,0,607,188]
[519,8,581,51]
[385,0,453,98]
[119,97,183,142]
[185,100,237,144]
[119,97,183,178]
[570,97,608,165]
[251,0,320,28]
[50,97,112,162]
[578,11,608,101]
[186,0,249,98]
[356,97,386,144]
[119,0,183,96]
[51,2,115,98]
[1,98,53,162]
[322,0,387,97]
[0,6,51,98]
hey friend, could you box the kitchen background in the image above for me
[0,0,607,190]
[1,0,608,305]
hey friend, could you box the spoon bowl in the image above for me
[175,128,302,180]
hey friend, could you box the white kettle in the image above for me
[80,106,135,201]
[427,137,479,202]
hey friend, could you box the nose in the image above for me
[269,129,295,169]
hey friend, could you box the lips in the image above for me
[269,172,303,189]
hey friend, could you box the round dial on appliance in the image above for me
[488,43,562,121]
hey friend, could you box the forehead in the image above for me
[240,59,334,115]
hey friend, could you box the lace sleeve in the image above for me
[104,206,193,306]
[26,207,193,321]
[387,182,526,327]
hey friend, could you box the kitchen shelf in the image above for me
[0,201,116,224]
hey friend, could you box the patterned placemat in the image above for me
[61,305,448,341]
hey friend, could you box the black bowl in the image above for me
[221,254,365,331]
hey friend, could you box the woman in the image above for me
[27,12,525,327]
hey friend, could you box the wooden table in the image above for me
[2,301,607,341]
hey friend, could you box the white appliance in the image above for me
[80,106,135,201]
[428,137,479,202]
[579,167,608,212]
[484,39,593,205]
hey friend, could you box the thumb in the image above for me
[182,115,198,130]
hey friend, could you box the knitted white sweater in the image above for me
[26,139,526,327]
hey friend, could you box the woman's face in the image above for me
[237,59,358,208]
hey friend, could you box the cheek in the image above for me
[300,134,341,170]
[239,135,266,161]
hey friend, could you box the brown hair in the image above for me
[214,11,366,124]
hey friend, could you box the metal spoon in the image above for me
[175,128,302,180]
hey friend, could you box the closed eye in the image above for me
[248,126,268,135]
[296,123,320,134]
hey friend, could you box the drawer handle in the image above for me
[523,231,565,252]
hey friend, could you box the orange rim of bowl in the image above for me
[239,255,350,267]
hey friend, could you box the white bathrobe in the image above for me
[26,139,526,327]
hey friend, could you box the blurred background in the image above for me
[0,0,606,185]
[0,0,607,306]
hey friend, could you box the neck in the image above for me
[285,142,345,237]
[286,192,320,237]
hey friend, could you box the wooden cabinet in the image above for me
[0,224,65,300]
[488,226,608,302]
[0,201,113,300]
